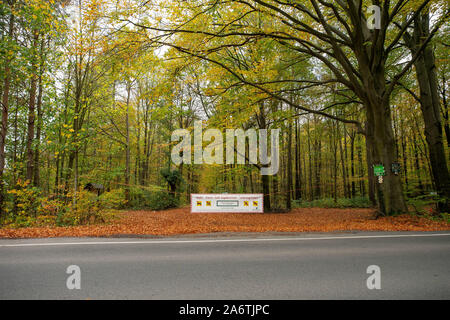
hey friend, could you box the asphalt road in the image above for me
[0,232,449,299]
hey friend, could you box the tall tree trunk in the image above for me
[440,74,450,149]
[332,122,338,202]
[412,129,424,193]
[350,131,356,197]
[400,118,409,190]
[125,83,131,203]
[0,9,15,214]
[365,99,408,215]
[307,117,313,200]
[286,116,292,210]
[33,39,45,187]
[338,124,348,198]
[405,12,450,212]
[258,103,270,211]
[26,31,39,182]
[294,118,302,200]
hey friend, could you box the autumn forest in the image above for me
[0,0,449,228]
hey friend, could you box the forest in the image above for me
[0,0,449,228]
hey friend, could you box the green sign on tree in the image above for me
[373,164,385,176]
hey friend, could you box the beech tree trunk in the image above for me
[365,98,408,215]
[405,12,450,212]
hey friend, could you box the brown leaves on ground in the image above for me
[0,207,449,239]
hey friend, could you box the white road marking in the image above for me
[0,233,449,247]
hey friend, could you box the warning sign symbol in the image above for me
[253,201,258,206]
[196,201,202,206]
[206,201,211,206]
[244,201,249,207]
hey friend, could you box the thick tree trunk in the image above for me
[441,75,450,149]
[405,12,450,212]
[365,99,408,215]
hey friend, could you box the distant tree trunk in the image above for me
[339,124,348,198]
[54,154,60,193]
[350,131,356,197]
[26,31,39,182]
[0,9,14,214]
[343,126,351,197]
[258,103,270,211]
[294,118,302,200]
[314,137,321,199]
[332,122,338,202]
[136,99,141,185]
[307,117,313,200]
[357,138,365,196]
[125,83,131,203]
[12,94,19,184]
[286,116,292,210]
[33,39,45,187]
[400,118,408,190]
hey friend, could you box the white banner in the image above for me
[191,194,264,213]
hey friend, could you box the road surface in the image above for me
[0,231,449,299]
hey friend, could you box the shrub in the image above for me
[441,212,450,223]
[7,179,41,218]
[35,215,57,227]
[128,186,147,208]
[98,188,127,209]
[1,183,118,228]
[160,168,183,193]
[5,180,42,227]
[38,196,66,216]
[145,191,179,210]
[56,190,107,226]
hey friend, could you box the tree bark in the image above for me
[0,9,15,214]
[125,82,131,203]
[286,115,292,210]
[405,12,450,212]
[26,31,39,182]
[33,39,45,187]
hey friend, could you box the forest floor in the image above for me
[0,207,449,238]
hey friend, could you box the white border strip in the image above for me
[0,233,449,247]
